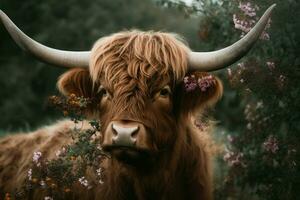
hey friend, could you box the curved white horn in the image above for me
[188,4,276,71]
[0,10,90,68]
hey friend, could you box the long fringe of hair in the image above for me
[89,30,190,89]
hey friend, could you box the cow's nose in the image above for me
[111,123,139,147]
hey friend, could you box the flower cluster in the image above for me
[27,168,32,181]
[233,1,271,40]
[238,2,258,17]
[233,14,255,33]
[198,75,216,91]
[6,94,107,199]
[96,168,104,184]
[263,135,279,154]
[78,176,89,187]
[183,75,198,91]
[183,74,216,92]
[48,94,91,121]
[223,148,245,167]
[32,151,42,167]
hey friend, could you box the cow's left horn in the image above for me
[188,4,276,71]
[0,10,90,68]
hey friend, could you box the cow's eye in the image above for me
[97,86,110,98]
[102,89,108,96]
[159,86,171,97]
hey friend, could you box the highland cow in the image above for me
[0,5,275,200]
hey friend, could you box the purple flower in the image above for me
[238,2,257,17]
[233,3,271,40]
[33,151,42,167]
[27,168,32,180]
[198,75,216,92]
[184,75,216,92]
[184,75,198,92]
[223,149,245,167]
[263,135,279,153]
[233,14,252,34]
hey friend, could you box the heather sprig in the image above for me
[11,94,107,199]
[183,74,216,92]
[233,1,271,40]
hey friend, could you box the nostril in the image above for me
[111,124,118,136]
[131,126,139,138]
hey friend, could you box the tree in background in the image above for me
[160,0,299,199]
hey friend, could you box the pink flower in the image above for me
[184,75,216,92]
[223,148,245,167]
[233,14,252,33]
[198,75,216,92]
[27,168,32,180]
[263,135,279,153]
[184,75,198,92]
[33,151,42,166]
[238,2,257,17]
[233,3,271,40]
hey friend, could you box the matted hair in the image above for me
[89,30,190,87]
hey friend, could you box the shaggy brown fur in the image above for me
[0,30,223,200]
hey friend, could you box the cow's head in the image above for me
[0,5,275,166]
[56,31,223,166]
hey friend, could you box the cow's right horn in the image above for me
[0,10,90,68]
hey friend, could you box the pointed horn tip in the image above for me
[267,4,277,13]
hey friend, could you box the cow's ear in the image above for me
[176,72,223,115]
[57,68,96,98]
